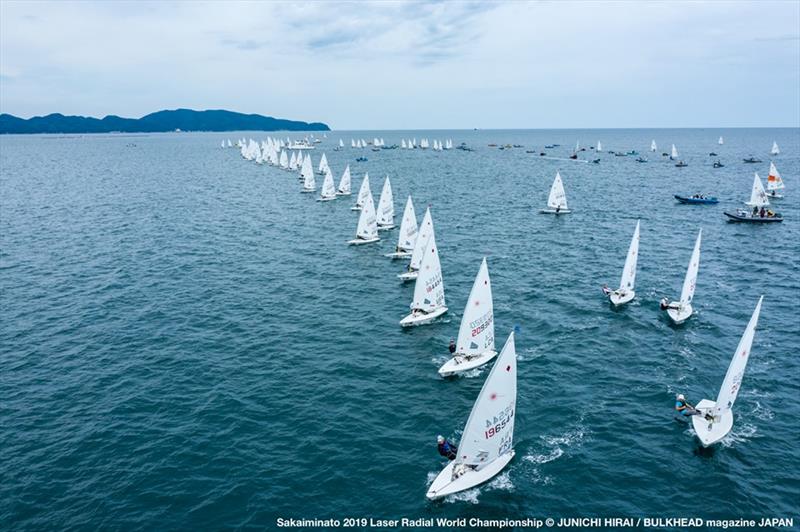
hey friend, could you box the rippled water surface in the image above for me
[2,129,799,529]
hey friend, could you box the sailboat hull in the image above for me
[399,306,448,327]
[426,451,515,500]
[609,290,635,307]
[667,304,693,325]
[397,270,419,282]
[300,189,316,193]
[336,191,352,196]
[350,206,363,211]
[347,236,380,246]
[317,196,337,202]
[385,250,413,260]
[438,350,498,377]
[377,224,395,231]
[691,399,733,447]
[540,208,571,215]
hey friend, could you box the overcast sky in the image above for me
[1,1,798,129]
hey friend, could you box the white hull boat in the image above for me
[667,304,693,325]
[385,250,413,259]
[399,306,448,327]
[609,290,635,306]
[426,450,514,499]
[347,236,380,245]
[540,208,571,215]
[540,171,570,214]
[397,270,419,282]
[692,399,733,447]
[438,350,498,377]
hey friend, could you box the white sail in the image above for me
[455,258,495,357]
[279,150,289,169]
[289,151,297,170]
[619,220,640,292]
[227,139,232,148]
[351,139,356,148]
[409,208,434,270]
[651,140,657,152]
[596,141,602,152]
[718,136,724,145]
[410,231,445,312]
[355,173,370,207]
[401,139,407,149]
[396,196,418,251]
[771,141,780,155]
[671,144,679,159]
[547,171,568,210]
[301,155,315,191]
[575,139,580,153]
[337,165,351,195]
[712,296,763,418]
[679,229,702,307]
[318,152,329,173]
[320,167,336,199]
[220,140,225,148]
[746,173,769,207]
[355,192,378,240]
[766,162,784,191]
[455,331,516,468]
[376,176,394,227]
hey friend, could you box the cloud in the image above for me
[0,0,798,128]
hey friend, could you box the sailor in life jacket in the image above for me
[437,435,457,460]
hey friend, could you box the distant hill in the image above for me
[0,109,330,134]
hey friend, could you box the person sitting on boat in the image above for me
[675,394,703,417]
[448,338,456,355]
[759,207,766,218]
[601,284,612,296]
[660,297,679,310]
[752,206,759,216]
[437,435,457,460]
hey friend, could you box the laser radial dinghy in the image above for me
[317,167,336,201]
[438,257,496,376]
[691,296,763,447]
[376,176,395,230]
[606,220,640,307]
[336,165,352,196]
[386,196,418,259]
[771,141,780,156]
[540,171,570,214]
[351,173,370,211]
[347,191,380,245]
[663,229,701,325]
[300,155,316,193]
[399,231,446,326]
[426,331,516,499]
[398,207,434,281]
[765,162,784,199]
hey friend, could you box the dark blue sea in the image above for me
[1,128,799,530]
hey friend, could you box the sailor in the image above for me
[675,394,703,417]
[448,338,456,355]
[660,297,670,310]
[602,284,612,296]
[437,435,457,460]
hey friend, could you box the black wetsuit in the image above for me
[438,441,457,460]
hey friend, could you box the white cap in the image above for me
[437,435,445,443]
[677,394,685,401]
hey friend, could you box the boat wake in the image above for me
[430,471,516,505]
[523,423,590,469]
[721,423,758,448]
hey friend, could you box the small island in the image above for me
[0,108,330,134]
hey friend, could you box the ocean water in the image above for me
[1,128,799,529]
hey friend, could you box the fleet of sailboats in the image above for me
[219,131,782,485]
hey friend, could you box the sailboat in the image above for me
[376,176,395,230]
[401,139,407,149]
[220,140,225,148]
[691,297,763,447]
[771,141,780,155]
[718,136,724,145]
[347,191,380,245]
[606,220,640,307]
[318,167,337,201]
[398,207,433,281]
[386,196,418,259]
[438,258,496,376]
[663,229,701,325]
[300,155,316,193]
[317,153,329,175]
[724,173,783,223]
[227,139,233,148]
[339,139,344,149]
[670,144,679,160]
[540,171,571,214]
[765,162,784,199]
[426,331,516,499]
[279,150,289,169]
[651,140,657,152]
[399,231,447,326]
[336,165,352,196]
[351,173,370,211]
